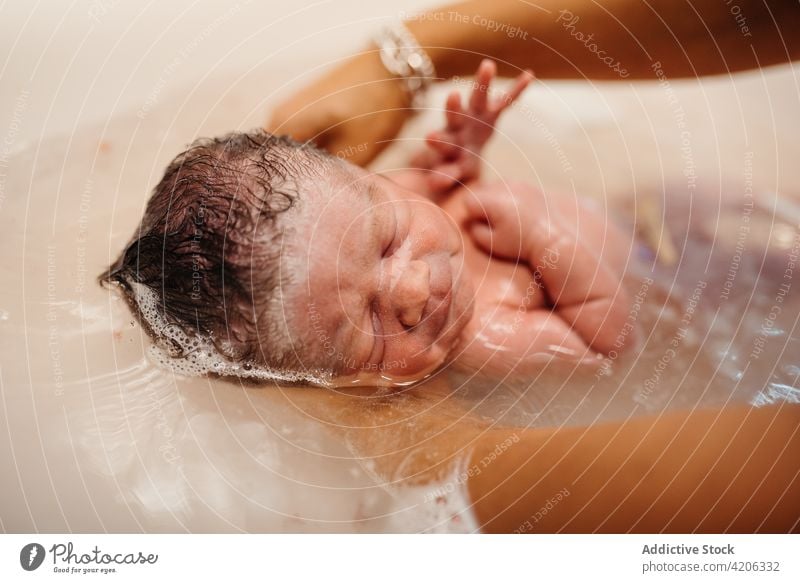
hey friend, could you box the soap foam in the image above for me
[126,278,331,386]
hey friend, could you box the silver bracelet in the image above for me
[374,22,436,109]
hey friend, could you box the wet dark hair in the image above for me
[101,129,337,370]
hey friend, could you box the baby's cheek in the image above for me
[418,210,459,254]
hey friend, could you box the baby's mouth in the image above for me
[424,254,455,342]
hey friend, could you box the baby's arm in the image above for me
[464,183,630,355]
[540,200,630,355]
[391,60,532,199]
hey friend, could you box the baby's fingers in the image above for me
[428,162,465,191]
[462,185,522,226]
[444,90,465,132]
[493,69,534,112]
[426,130,461,158]
[469,59,497,113]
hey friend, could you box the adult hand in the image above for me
[266,52,413,166]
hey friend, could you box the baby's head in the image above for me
[104,130,474,385]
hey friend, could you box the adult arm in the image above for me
[276,383,800,532]
[410,0,800,80]
[267,0,800,165]
[468,403,800,532]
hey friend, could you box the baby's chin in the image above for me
[329,328,470,388]
[332,361,444,388]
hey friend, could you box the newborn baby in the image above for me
[105,60,630,386]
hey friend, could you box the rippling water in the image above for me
[2,71,798,532]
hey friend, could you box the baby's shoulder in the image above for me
[442,180,554,228]
[445,179,550,208]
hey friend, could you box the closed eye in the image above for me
[382,205,405,259]
[369,309,385,364]
[382,235,394,258]
[382,218,398,258]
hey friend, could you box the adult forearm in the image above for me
[469,404,800,532]
[276,386,799,532]
[406,0,800,79]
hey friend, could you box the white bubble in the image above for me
[126,278,330,386]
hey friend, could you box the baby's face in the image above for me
[286,169,474,385]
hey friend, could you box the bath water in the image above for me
[2,70,798,533]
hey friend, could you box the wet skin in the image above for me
[289,169,631,386]
[286,59,630,385]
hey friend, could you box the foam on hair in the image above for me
[128,278,331,387]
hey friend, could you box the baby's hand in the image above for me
[463,182,631,356]
[412,59,533,194]
[462,181,548,262]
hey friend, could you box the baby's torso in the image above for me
[438,180,629,367]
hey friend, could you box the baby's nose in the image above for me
[391,259,431,327]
